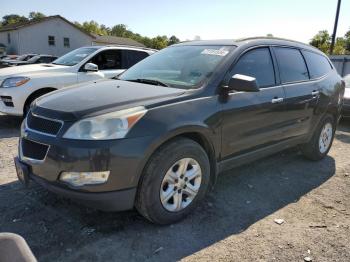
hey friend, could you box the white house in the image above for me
[0,15,145,56]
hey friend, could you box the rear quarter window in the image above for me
[274,47,309,83]
[302,50,332,79]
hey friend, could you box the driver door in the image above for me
[220,47,287,159]
[77,49,124,82]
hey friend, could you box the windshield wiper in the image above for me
[127,78,169,87]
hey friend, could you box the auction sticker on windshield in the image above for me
[201,48,229,56]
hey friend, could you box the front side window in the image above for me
[48,35,55,46]
[89,50,122,70]
[64,37,70,48]
[274,47,309,83]
[302,50,332,79]
[52,47,98,66]
[120,45,235,89]
[231,47,275,88]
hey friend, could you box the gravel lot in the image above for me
[0,113,350,262]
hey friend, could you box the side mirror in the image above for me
[84,63,98,72]
[225,74,260,92]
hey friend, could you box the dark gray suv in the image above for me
[15,38,344,224]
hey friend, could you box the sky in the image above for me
[1,0,350,43]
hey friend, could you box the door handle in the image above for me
[271,97,284,104]
[311,90,320,96]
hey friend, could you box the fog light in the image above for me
[59,171,110,186]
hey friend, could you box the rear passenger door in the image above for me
[124,50,149,68]
[272,47,318,138]
[220,47,287,159]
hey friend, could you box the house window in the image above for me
[48,36,55,46]
[7,33,10,44]
[63,37,70,48]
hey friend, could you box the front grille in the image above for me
[21,139,49,161]
[27,113,62,136]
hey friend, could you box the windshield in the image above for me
[119,45,235,89]
[52,47,98,66]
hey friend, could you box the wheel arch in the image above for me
[138,126,219,190]
[24,87,57,114]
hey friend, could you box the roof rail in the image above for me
[235,36,310,46]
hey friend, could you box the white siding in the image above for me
[0,31,19,54]
[15,17,92,56]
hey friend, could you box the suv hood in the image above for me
[34,79,186,120]
[0,63,69,79]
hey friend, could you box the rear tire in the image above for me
[135,138,210,224]
[301,114,335,161]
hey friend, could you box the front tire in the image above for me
[301,114,335,161]
[135,138,210,224]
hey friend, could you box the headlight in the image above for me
[63,106,147,140]
[1,77,30,88]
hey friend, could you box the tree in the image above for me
[310,29,350,55]
[266,33,274,37]
[310,30,331,54]
[80,20,106,35]
[28,12,46,21]
[111,24,129,37]
[345,27,350,53]
[1,14,28,26]
[151,35,169,49]
[168,35,180,46]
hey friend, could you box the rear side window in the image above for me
[274,47,309,83]
[126,50,149,68]
[302,51,332,79]
[231,47,275,88]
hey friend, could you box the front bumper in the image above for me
[30,170,137,211]
[0,86,29,116]
[19,124,157,211]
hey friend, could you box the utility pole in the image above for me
[330,0,341,55]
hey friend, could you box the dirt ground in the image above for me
[0,113,349,262]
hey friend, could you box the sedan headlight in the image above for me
[63,106,147,140]
[1,77,30,88]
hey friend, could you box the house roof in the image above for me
[0,15,145,47]
[0,15,95,37]
[92,34,145,47]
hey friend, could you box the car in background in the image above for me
[15,38,344,224]
[0,55,18,61]
[5,55,58,67]
[342,74,350,118]
[0,54,37,68]
[0,46,156,116]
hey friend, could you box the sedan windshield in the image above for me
[119,45,235,89]
[52,47,99,66]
